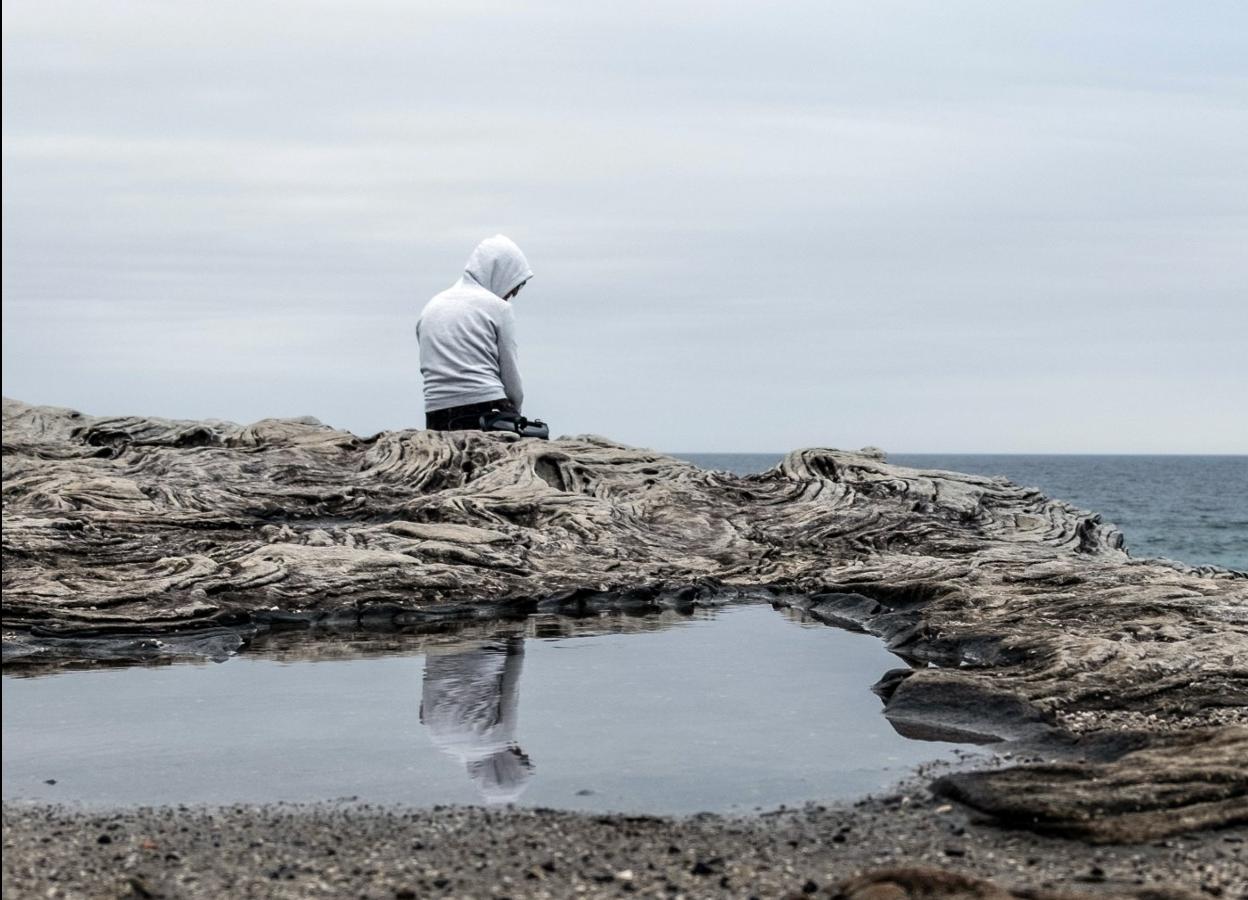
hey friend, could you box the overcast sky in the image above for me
[3,1,1246,452]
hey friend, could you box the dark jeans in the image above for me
[426,398,516,432]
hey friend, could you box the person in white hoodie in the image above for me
[417,235,533,431]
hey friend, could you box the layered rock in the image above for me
[2,398,1245,840]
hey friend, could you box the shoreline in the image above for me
[4,400,1246,897]
[5,789,1244,899]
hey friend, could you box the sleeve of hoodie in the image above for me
[495,303,524,412]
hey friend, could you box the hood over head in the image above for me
[466,746,535,804]
[463,234,533,300]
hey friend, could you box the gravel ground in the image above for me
[5,784,1245,899]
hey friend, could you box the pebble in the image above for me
[3,796,1242,898]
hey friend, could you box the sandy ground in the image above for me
[4,782,1245,899]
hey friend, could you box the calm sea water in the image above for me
[676,454,1247,571]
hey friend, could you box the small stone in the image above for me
[850,885,907,900]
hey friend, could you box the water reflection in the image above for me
[419,633,533,803]
[414,606,934,804]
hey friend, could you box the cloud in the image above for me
[4,1,1247,450]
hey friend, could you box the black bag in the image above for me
[479,411,550,440]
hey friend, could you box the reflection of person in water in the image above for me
[419,634,534,804]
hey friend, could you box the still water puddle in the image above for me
[2,604,973,814]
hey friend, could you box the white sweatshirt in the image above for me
[417,235,533,413]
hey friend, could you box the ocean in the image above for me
[675,454,1247,572]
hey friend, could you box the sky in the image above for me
[3,1,1246,453]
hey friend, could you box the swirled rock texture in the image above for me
[2,397,1246,843]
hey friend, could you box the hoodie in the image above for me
[417,235,533,413]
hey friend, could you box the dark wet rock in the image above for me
[2,398,1247,850]
[878,670,1058,744]
[932,727,1248,843]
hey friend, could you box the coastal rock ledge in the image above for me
[3,397,1246,843]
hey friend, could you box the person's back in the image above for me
[417,235,533,430]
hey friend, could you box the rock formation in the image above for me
[2,398,1245,841]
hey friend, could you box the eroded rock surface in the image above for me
[933,727,1248,843]
[2,398,1246,843]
